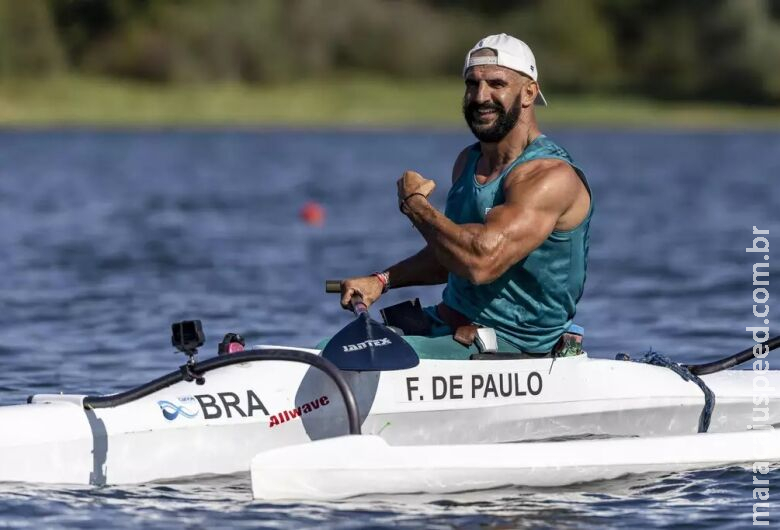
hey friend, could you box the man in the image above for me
[339,33,592,359]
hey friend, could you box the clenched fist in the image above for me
[339,275,385,310]
[397,170,435,212]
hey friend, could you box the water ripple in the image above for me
[0,130,778,528]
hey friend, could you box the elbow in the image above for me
[465,258,501,285]
[467,270,493,285]
[465,236,501,285]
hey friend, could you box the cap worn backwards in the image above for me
[463,33,547,106]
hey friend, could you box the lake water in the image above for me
[0,129,777,528]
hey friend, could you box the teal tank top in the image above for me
[442,135,592,353]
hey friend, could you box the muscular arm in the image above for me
[338,148,472,308]
[383,147,472,289]
[403,161,582,285]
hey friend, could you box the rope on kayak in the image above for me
[616,351,715,433]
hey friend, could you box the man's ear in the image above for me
[522,81,539,107]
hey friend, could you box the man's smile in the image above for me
[470,105,501,123]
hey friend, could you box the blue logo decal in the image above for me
[158,400,199,421]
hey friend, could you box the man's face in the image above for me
[462,65,525,143]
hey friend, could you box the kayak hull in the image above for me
[251,430,780,500]
[1,349,778,485]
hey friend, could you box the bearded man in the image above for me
[338,34,593,359]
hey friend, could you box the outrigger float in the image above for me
[0,284,778,500]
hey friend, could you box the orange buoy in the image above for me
[300,201,325,226]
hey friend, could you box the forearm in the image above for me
[386,245,449,288]
[402,196,489,280]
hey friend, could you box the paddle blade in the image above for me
[321,313,419,371]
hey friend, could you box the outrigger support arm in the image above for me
[82,349,362,435]
[686,335,780,376]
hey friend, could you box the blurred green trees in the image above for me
[0,0,63,76]
[0,0,778,103]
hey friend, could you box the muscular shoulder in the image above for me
[505,158,579,195]
[503,159,589,229]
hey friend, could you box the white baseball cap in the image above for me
[463,33,547,106]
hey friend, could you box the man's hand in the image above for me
[397,170,436,212]
[340,276,385,310]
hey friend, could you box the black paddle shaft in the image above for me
[686,335,780,375]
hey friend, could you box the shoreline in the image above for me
[1,76,778,130]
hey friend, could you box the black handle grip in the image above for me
[325,280,341,293]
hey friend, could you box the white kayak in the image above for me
[1,345,778,486]
[251,429,780,500]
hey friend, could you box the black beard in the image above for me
[462,97,521,143]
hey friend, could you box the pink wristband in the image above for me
[372,271,389,293]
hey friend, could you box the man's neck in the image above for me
[479,115,541,174]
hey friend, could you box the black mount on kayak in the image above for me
[171,320,206,385]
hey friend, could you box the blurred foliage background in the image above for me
[0,0,779,126]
